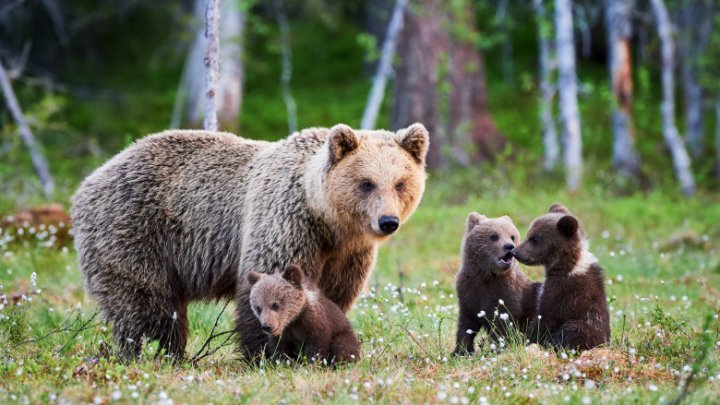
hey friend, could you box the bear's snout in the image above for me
[378,215,400,234]
[503,243,514,251]
[261,323,273,334]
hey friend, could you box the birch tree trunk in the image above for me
[650,0,696,196]
[217,0,244,132]
[203,0,221,131]
[534,0,559,171]
[606,0,639,177]
[361,0,407,130]
[0,62,55,197]
[555,0,583,192]
[274,0,297,134]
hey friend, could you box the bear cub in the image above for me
[512,203,611,351]
[453,213,542,355]
[248,265,361,364]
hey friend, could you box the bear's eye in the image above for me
[254,306,262,314]
[395,181,406,192]
[490,234,499,242]
[529,236,540,245]
[359,180,375,193]
[271,302,280,311]
[511,235,516,241]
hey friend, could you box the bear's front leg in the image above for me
[319,245,377,312]
[453,306,481,356]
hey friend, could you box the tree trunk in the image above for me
[393,0,502,168]
[555,0,583,192]
[0,61,55,197]
[274,0,297,134]
[392,0,448,168]
[650,0,695,196]
[174,0,243,130]
[217,0,244,132]
[534,0,559,171]
[676,0,712,157]
[361,0,408,130]
[447,0,503,162]
[606,0,639,177]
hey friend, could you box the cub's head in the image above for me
[512,203,583,271]
[247,265,307,337]
[314,123,429,239]
[462,212,520,274]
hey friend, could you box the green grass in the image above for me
[1,169,719,404]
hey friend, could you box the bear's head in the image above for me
[308,123,429,240]
[511,203,585,273]
[247,265,307,337]
[462,212,520,274]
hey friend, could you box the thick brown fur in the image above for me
[248,265,361,364]
[71,124,429,360]
[512,203,611,351]
[453,213,541,355]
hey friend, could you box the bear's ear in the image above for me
[282,264,304,289]
[247,271,262,286]
[328,124,359,165]
[466,212,487,232]
[397,123,429,165]
[548,203,571,214]
[557,215,579,238]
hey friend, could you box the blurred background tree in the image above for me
[1,0,720,201]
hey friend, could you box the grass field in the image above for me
[1,168,719,404]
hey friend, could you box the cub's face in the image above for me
[247,265,306,337]
[512,203,580,267]
[324,124,429,239]
[462,213,520,274]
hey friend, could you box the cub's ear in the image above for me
[247,271,262,286]
[328,124,359,165]
[548,203,571,214]
[282,264,304,289]
[466,212,487,232]
[397,123,429,165]
[557,215,579,238]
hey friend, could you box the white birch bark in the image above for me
[361,0,408,130]
[204,0,221,131]
[606,0,639,176]
[650,0,695,196]
[0,62,55,197]
[534,0,559,171]
[274,0,297,134]
[555,0,583,191]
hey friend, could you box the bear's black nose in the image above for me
[503,243,514,251]
[379,215,400,234]
[261,324,272,333]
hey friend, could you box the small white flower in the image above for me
[466,329,475,335]
[499,313,509,321]
[498,299,505,305]
[648,384,658,392]
[477,311,486,318]
[111,391,122,400]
